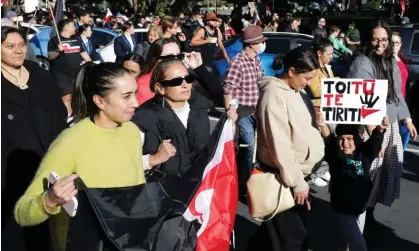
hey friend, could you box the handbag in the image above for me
[246,132,295,221]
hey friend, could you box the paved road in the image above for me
[232,140,419,251]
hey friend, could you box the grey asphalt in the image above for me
[232,140,419,251]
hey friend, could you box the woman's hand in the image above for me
[227,107,238,135]
[376,115,389,132]
[227,107,238,123]
[316,112,330,137]
[406,120,417,140]
[184,52,203,69]
[378,148,385,158]
[178,33,186,42]
[45,174,79,210]
[152,139,176,166]
[316,111,325,126]
[294,186,311,210]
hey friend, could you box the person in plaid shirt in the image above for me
[223,25,267,182]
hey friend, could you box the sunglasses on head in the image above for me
[158,54,185,60]
[159,75,195,87]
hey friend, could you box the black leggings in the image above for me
[246,205,308,251]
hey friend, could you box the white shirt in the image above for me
[172,102,190,129]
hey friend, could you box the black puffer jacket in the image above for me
[131,93,210,176]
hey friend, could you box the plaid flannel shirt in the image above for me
[223,51,264,107]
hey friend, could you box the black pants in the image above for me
[246,205,308,251]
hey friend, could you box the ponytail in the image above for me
[71,62,129,123]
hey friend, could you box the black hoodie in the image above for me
[325,128,385,215]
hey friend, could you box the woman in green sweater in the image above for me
[14,62,146,251]
[329,25,352,61]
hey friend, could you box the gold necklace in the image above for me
[1,66,28,90]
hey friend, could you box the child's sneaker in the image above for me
[309,178,328,187]
[321,171,331,182]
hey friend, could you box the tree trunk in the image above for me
[133,0,138,12]
[155,0,171,16]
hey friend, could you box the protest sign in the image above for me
[320,79,388,125]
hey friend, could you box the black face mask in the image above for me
[159,75,195,87]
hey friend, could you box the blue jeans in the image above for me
[239,116,256,173]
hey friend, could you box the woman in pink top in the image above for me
[392,31,410,150]
[137,38,179,105]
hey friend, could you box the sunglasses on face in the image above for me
[159,75,195,87]
[158,54,185,60]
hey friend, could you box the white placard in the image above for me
[320,78,388,125]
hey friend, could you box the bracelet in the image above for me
[405,118,413,124]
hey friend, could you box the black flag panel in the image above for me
[65,115,229,251]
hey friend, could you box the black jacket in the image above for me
[312,26,327,39]
[192,64,224,107]
[325,128,385,215]
[114,35,137,64]
[131,94,210,176]
[1,61,68,250]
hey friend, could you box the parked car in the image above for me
[213,32,349,78]
[19,22,46,40]
[29,27,119,68]
[391,24,419,126]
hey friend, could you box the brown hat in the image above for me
[205,13,218,21]
[241,25,267,44]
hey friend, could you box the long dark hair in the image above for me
[71,62,130,123]
[362,20,399,104]
[122,53,143,66]
[273,47,320,76]
[142,38,178,75]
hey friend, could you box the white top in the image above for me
[140,102,190,170]
[172,102,190,129]
[125,34,134,51]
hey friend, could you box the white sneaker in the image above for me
[309,178,328,187]
[321,171,331,182]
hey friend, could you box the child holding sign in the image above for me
[316,112,389,251]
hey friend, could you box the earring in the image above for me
[162,97,165,108]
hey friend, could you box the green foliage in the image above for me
[361,0,381,10]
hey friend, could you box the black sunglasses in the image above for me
[158,54,185,60]
[160,75,195,87]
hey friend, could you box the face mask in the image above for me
[257,42,266,54]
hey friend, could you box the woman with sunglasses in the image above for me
[347,20,417,230]
[132,59,237,176]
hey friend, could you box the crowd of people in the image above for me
[1,4,418,251]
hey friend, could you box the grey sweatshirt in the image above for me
[346,54,410,123]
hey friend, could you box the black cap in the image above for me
[336,124,362,137]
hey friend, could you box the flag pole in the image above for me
[48,0,61,44]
